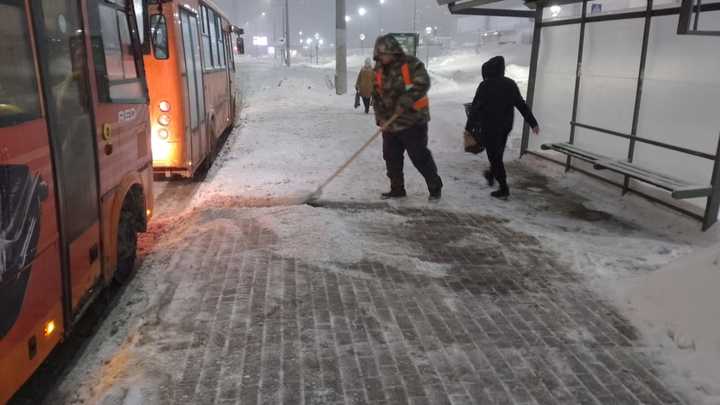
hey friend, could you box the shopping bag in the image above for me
[354,92,360,109]
[463,102,485,154]
[464,129,485,154]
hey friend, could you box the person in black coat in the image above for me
[465,56,540,199]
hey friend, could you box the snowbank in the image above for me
[618,246,720,403]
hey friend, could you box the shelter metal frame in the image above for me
[443,0,720,230]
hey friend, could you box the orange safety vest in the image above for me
[375,63,429,111]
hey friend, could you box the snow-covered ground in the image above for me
[42,52,720,404]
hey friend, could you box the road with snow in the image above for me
[12,56,720,405]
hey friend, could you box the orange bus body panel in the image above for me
[0,119,64,405]
[0,245,64,404]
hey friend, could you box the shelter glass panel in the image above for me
[574,19,643,158]
[528,25,579,152]
[635,14,720,187]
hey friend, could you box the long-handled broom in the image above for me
[305,112,401,204]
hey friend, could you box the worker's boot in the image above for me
[381,189,407,199]
[382,178,406,199]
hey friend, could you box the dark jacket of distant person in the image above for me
[465,56,538,138]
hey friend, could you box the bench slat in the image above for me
[540,142,710,199]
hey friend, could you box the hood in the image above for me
[482,56,505,79]
[373,34,405,60]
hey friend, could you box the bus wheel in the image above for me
[114,209,138,284]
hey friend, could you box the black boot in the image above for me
[382,178,406,199]
[491,180,509,200]
[381,189,407,199]
[483,170,495,187]
[428,177,443,201]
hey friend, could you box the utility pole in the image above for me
[336,0,347,95]
[284,0,290,66]
[413,0,417,32]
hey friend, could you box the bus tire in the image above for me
[114,209,137,284]
[114,187,144,284]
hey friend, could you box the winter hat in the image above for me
[373,34,405,60]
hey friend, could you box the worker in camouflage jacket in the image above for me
[372,34,443,200]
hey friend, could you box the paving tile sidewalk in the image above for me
[145,203,685,405]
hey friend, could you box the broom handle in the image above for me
[317,113,401,192]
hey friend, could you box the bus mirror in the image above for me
[237,28,244,35]
[150,14,169,60]
[237,37,245,55]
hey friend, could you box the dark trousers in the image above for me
[383,123,442,191]
[361,96,370,114]
[485,132,509,186]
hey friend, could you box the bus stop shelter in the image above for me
[438,0,720,230]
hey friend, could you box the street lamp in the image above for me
[345,15,352,22]
[358,7,367,16]
[360,33,366,55]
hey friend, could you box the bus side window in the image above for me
[150,14,168,60]
[89,0,146,103]
[0,2,40,127]
[133,0,145,48]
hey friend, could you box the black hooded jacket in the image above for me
[465,56,538,137]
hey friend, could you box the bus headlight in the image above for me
[158,114,170,126]
[158,128,169,140]
[159,100,171,112]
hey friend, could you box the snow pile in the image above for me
[617,246,720,403]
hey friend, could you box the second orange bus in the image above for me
[145,0,240,178]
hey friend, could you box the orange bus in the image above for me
[145,0,240,178]
[0,0,152,402]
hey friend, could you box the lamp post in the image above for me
[318,38,324,64]
[336,0,348,95]
[306,37,313,63]
[358,7,367,56]
[378,0,385,35]
[284,0,290,66]
[412,0,417,32]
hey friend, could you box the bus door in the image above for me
[179,8,206,169]
[31,0,103,317]
[224,30,234,119]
